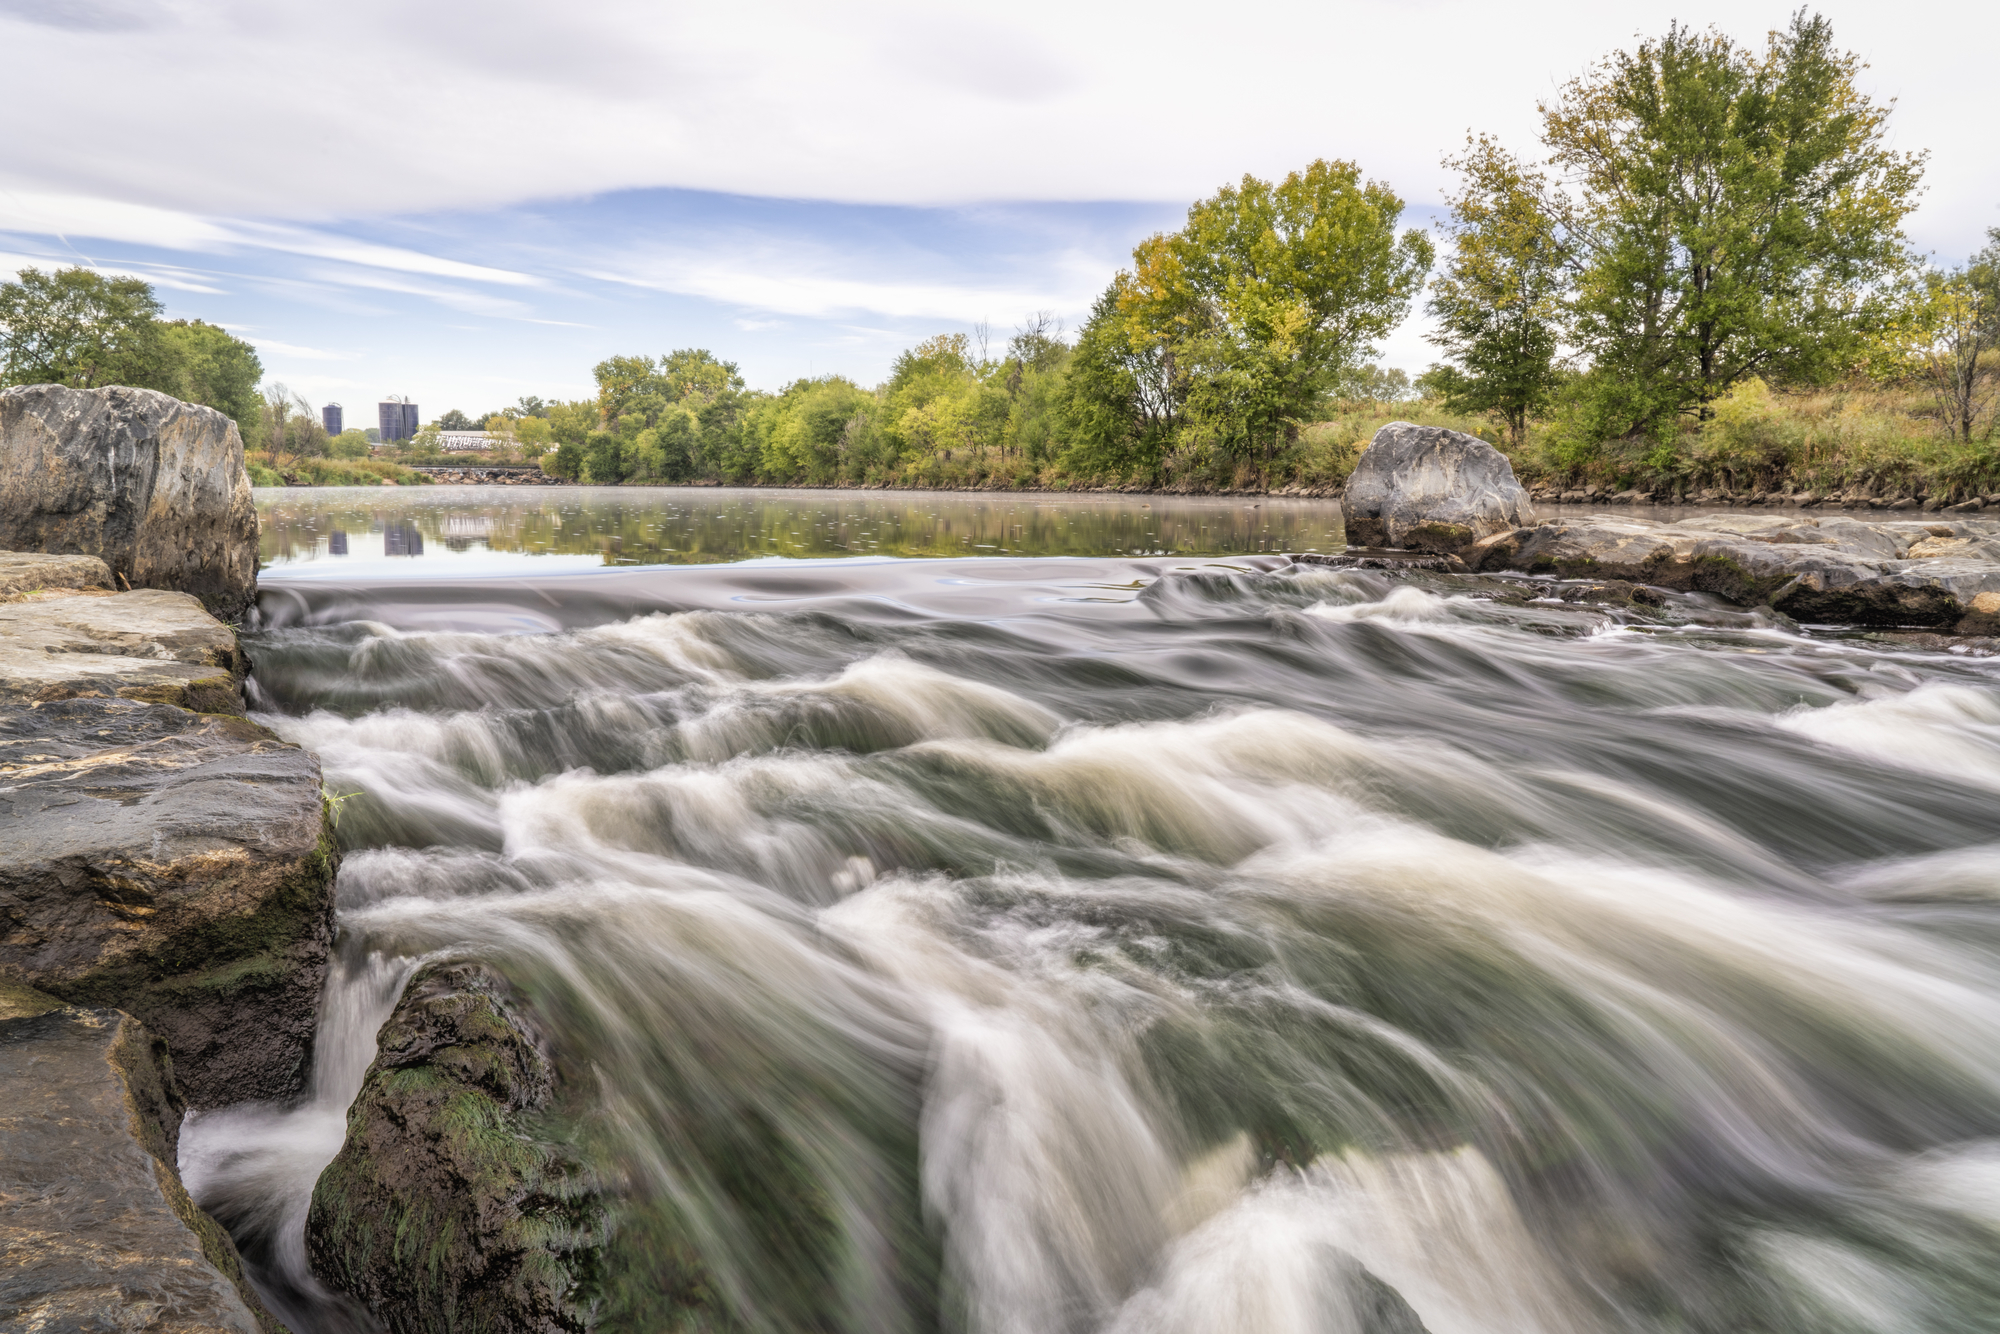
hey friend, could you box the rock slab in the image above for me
[0,386,258,619]
[0,696,335,1108]
[0,1005,275,1332]
[307,960,606,1334]
[1462,513,2000,630]
[0,552,113,599]
[0,587,248,713]
[1341,422,1535,551]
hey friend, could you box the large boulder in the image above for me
[0,1001,280,1332]
[0,386,258,619]
[308,961,609,1334]
[0,694,335,1107]
[1340,423,1534,551]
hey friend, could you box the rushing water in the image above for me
[183,488,2000,1334]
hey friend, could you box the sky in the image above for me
[1,0,1995,419]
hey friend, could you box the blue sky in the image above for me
[1,0,1993,420]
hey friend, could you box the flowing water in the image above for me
[183,488,2000,1334]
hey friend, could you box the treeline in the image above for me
[0,267,265,427]
[518,12,1995,498]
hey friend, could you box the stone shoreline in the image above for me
[1,571,333,1331]
[1461,512,2000,633]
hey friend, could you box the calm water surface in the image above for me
[189,485,2000,1334]
[256,486,1346,575]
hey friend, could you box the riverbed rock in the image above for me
[1465,512,2000,629]
[0,551,114,599]
[0,587,248,712]
[0,1004,278,1332]
[1341,423,1534,551]
[0,385,258,619]
[0,695,335,1107]
[307,960,607,1334]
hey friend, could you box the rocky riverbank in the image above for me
[1335,424,2000,636]
[2,384,333,1331]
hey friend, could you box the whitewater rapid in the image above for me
[183,556,2000,1334]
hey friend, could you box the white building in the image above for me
[438,431,500,451]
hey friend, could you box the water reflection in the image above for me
[256,485,1346,571]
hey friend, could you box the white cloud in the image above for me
[0,190,537,292]
[0,0,1989,251]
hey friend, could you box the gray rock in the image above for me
[0,386,257,619]
[0,697,335,1107]
[0,1005,278,1332]
[1340,423,1534,550]
[0,551,113,598]
[1472,512,2000,629]
[0,588,247,712]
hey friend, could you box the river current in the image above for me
[184,488,2000,1334]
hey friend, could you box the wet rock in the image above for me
[1959,591,2000,636]
[0,1005,278,1332]
[0,386,257,619]
[1296,551,1471,574]
[1340,423,1534,549]
[0,696,335,1107]
[0,551,113,599]
[1473,513,2000,628]
[308,960,607,1334]
[0,588,247,712]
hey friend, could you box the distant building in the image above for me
[322,402,343,437]
[378,398,422,442]
[384,524,424,558]
[438,431,497,451]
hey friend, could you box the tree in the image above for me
[257,384,328,465]
[329,429,372,459]
[0,266,167,389]
[1072,160,1432,482]
[1544,11,1924,433]
[1917,234,2000,443]
[157,320,263,429]
[437,408,477,430]
[1426,137,1569,444]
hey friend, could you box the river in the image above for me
[184,486,2000,1334]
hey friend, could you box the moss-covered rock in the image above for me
[307,961,609,1334]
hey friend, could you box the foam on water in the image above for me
[185,556,2000,1334]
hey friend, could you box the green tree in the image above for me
[157,319,263,429]
[0,266,168,389]
[329,428,373,459]
[1072,160,1432,483]
[1544,11,1924,433]
[437,408,477,430]
[1917,232,2000,443]
[1425,137,1569,444]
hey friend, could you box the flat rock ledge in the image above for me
[0,997,278,1332]
[1454,513,2000,632]
[0,586,248,713]
[1,580,329,1331]
[0,551,115,599]
[1,574,338,1111]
